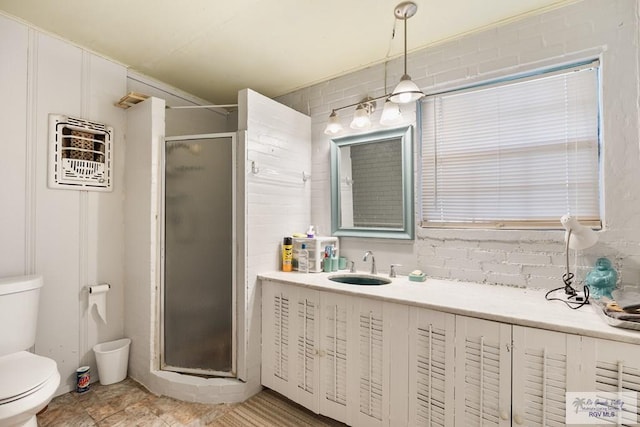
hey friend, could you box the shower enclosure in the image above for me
[161,133,236,377]
[124,90,310,402]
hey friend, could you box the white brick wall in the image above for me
[239,88,311,393]
[277,0,640,289]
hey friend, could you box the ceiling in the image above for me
[0,0,574,104]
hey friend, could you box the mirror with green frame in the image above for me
[330,126,414,239]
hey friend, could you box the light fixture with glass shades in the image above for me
[325,110,343,135]
[350,97,376,129]
[380,99,403,125]
[323,1,424,135]
[325,96,384,135]
[389,1,425,104]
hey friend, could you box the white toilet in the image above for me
[0,276,61,427]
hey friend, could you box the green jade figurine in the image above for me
[585,257,617,299]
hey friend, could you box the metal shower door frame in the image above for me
[159,131,237,378]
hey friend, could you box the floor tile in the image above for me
[38,378,344,426]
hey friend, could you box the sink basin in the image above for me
[328,274,391,286]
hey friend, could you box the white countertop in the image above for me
[258,270,640,345]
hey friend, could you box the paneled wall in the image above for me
[0,12,233,397]
[277,0,640,288]
[0,13,127,395]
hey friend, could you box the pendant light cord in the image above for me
[403,11,408,76]
[383,20,398,93]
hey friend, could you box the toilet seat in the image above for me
[0,351,58,405]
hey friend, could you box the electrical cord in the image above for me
[545,283,590,309]
[562,270,576,296]
[544,227,590,309]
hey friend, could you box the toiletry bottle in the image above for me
[306,225,315,238]
[282,237,293,272]
[331,246,338,272]
[299,244,309,274]
[323,245,332,272]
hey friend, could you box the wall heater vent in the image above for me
[48,114,113,191]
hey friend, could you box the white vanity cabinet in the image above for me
[407,307,456,427]
[261,280,406,427]
[261,280,293,398]
[455,316,512,426]
[261,275,640,427]
[455,316,584,427]
[261,280,321,410]
[318,291,351,423]
[580,337,640,425]
[511,326,583,427]
[349,297,409,427]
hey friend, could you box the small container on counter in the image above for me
[282,237,293,272]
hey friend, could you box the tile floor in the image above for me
[37,377,344,426]
[37,378,235,426]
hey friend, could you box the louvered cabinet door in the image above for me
[454,316,512,427]
[408,307,455,427]
[581,337,640,426]
[293,288,321,413]
[511,326,582,427]
[261,280,295,399]
[319,292,352,424]
[350,298,391,427]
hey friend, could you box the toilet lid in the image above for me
[0,351,58,403]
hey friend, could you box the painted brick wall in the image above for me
[277,0,640,289]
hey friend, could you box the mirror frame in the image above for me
[330,125,414,240]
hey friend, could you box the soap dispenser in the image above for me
[306,225,315,238]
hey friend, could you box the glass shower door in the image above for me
[162,133,236,377]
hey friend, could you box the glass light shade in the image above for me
[350,104,371,129]
[324,110,343,135]
[389,74,425,104]
[561,215,598,250]
[380,99,403,126]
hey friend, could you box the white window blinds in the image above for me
[421,61,601,229]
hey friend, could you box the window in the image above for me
[420,61,601,229]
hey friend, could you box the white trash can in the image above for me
[93,338,131,385]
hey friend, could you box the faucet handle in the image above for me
[389,264,402,278]
[349,260,356,273]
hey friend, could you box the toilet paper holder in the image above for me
[88,283,111,294]
[87,283,110,324]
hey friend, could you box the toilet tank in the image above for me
[0,275,43,357]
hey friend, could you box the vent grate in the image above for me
[48,114,113,191]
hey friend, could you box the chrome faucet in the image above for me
[389,264,401,278]
[363,251,376,275]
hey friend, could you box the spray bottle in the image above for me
[282,237,293,272]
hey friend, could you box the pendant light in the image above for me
[389,1,425,104]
